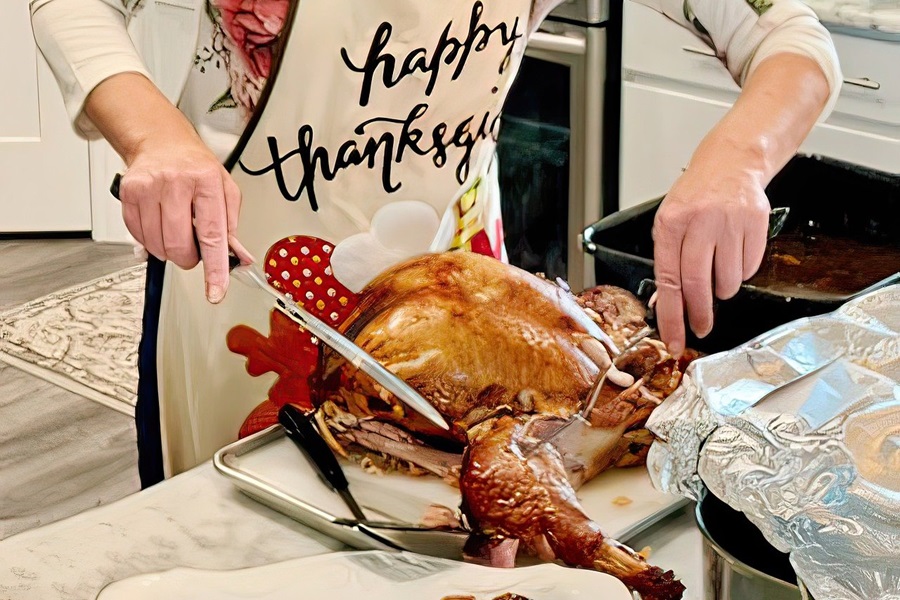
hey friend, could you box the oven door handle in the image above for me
[528,31,587,55]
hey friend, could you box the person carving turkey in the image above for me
[31,0,838,498]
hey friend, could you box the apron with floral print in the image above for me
[156,0,534,475]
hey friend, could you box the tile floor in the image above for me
[0,239,142,540]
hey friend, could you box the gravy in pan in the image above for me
[747,233,900,298]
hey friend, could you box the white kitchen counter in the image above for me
[804,0,900,35]
[0,461,705,600]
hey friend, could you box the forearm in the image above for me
[84,72,202,165]
[85,72,248,301]
[687,53,830,185]
[31,0,152,137]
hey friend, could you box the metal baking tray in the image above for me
[214,425,687,558]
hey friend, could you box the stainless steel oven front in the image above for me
[497,0,615,292]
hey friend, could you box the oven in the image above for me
[497,0,621,292]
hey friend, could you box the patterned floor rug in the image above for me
[0,264,146,416]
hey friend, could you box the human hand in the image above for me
[118,136,253,303]
[82,73,253,304]
[652,166,770,356]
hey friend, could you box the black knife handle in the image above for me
[110,173,123,200]
[109,173,240,271]
[279,404,349,492]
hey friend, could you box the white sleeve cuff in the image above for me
[734,5,843,123]
[31,0,152,138]
[745,31,843,123]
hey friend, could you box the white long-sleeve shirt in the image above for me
[31,0,841,155]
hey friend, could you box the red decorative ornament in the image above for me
[227,235,360,437]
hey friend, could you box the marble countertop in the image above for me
[803,0,900,34]
[0,461,704,600]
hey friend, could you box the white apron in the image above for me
[157,0,533,475]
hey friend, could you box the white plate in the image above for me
[97,551,633,600]
[218,427,685,542]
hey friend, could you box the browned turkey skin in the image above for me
[460,417,684,600]
[314,252,692,598]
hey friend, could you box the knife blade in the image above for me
[234,264,450,431]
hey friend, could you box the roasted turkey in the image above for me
[312,252,692,599]
[231,249,694,600]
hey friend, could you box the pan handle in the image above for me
[637,279,658,325]
[581,198,663,256]
[583,204,790,257]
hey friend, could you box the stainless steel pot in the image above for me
[695,494,806,600]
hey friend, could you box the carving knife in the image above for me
[233,263,450,431]
[110,174,449,431]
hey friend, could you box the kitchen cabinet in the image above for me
[0,3,93,233]
[619,2,900,210]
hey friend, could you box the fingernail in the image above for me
[207,283,225,304]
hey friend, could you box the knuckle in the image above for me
[193,165,223,183]
[652,209,688,238]
[655,274,681,291]
[120,174,153,200]
[681,273,710,294]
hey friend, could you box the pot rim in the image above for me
[694,498,801,592]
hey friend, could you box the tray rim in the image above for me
[214,426,395,552]
[214,424,688,551]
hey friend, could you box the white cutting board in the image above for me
[227,433,684,541]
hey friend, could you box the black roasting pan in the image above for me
[582,155,900,353]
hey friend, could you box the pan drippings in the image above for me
[749,233,900,298]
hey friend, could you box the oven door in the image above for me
[497,23,606,292]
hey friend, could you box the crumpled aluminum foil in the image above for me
[646,284,900,600]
